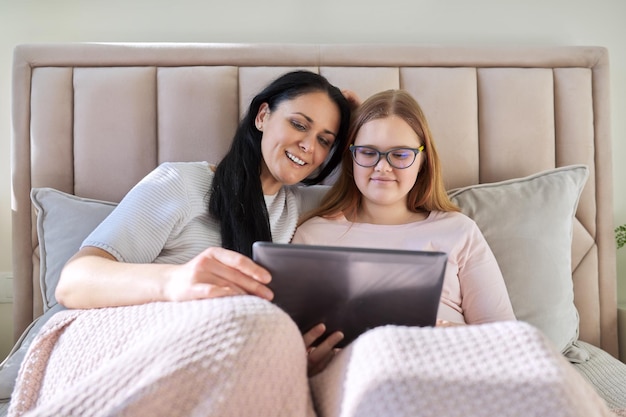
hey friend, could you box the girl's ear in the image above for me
[255,103,270,131]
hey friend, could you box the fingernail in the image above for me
[262,287,274,300]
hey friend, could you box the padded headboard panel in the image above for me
[11,43,617,356]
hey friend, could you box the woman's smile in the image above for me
[286,150,307,166]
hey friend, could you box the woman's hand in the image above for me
[164,246,274,301]
[303,323,344,377]
[341,89,362,111]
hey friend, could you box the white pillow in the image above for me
[448,165,589,362]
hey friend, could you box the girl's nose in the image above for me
[374,157,392,171]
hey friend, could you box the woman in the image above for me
[10,71,351,417]
[56,70,352,309]
[293,89,515,326]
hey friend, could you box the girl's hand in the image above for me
[436,319,465,327]
[164,247,274,301]
[303,323,344,376]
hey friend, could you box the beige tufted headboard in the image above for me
[11,43,617,356]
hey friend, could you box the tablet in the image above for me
[252,241,447,347]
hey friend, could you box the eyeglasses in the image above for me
[349,145,425,169]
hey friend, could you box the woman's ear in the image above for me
[255,103,270,131]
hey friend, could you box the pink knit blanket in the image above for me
[9,297,315,417]
[8,297,616,417]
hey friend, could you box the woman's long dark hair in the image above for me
[209,70,351,257]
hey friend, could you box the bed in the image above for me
[2,43,626,415]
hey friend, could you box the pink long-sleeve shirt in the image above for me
[292,210,516,325]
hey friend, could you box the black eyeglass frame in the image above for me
[349,144,425,169]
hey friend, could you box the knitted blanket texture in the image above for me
[7,297,616,417]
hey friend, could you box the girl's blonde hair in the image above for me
[299,89,459,224]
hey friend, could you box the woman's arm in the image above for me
[56,246,274,309]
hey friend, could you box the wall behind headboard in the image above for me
[1,0,625,360]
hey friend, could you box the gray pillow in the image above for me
[448,165,589,362]
[31,187,117,311]
[0,188,116,401]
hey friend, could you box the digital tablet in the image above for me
[252,241,447,347]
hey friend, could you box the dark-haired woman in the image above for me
[10,71,352,417]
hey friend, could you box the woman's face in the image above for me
[257,91,341,194]
[352,115,423,210]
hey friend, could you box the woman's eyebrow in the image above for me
[294,112,337,137]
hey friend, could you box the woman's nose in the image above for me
[299,136,315,153]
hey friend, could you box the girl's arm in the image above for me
[458,225,516,324]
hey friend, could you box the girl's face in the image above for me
[352,115,423,211]
[256,91,340,195]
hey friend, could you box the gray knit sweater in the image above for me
[83,161,303,264]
